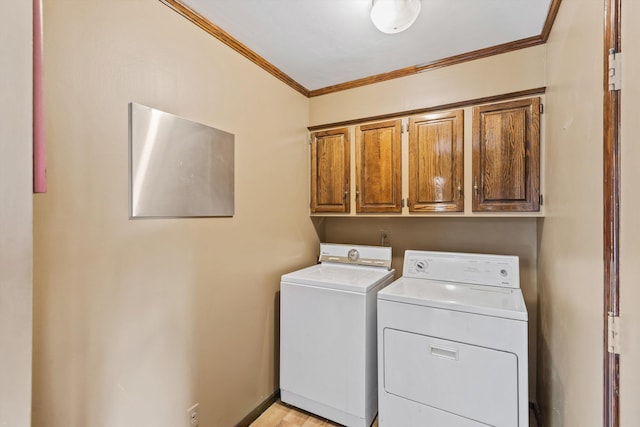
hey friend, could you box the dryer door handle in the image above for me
[429,344,458,361]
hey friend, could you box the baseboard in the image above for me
[235,389,281,427]
[529,400,543,427]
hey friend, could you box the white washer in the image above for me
[377,250,528,427]
[280,243,394,427]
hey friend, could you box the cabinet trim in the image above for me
[308,87,546,132]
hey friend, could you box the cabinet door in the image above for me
[472,97,540,212]
[408,110,464,212]
[355,120,402,213]
[310,128,350,213]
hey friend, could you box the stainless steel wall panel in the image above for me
[129,103,234,217]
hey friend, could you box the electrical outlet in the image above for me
[380,229,389,246]
[187,403,200,427]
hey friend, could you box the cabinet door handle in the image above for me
[343,190,348,200]
[356,189,360,197]
[473,178,479,195]
[457,184,462,196]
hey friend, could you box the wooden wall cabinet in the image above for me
[309,95,543,216]
[408,110,464,212]
[355,120,402,213]
[472,98,541,212]
[310,127,350,213]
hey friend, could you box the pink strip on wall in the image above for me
[33,0,46,193]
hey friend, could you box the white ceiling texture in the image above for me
[176,0,555,94]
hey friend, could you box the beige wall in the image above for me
[311,47,546,399]
[33,1,318,426]
[620,0,640,425]
[309,45,546,126]
[537,0,604,425]
[0,2,33,427]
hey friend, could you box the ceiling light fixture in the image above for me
[370,0,422,34]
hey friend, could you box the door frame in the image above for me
[603,0,621,426]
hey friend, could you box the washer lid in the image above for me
[281,263,395,294]
[378,277,528,321]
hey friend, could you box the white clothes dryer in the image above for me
[281,243,394,427]
[377,250,528,427]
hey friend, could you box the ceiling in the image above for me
[166,0,558,96]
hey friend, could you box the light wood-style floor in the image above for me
[249,400,378,427]
[250,399,538,427]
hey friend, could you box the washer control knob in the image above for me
[500,269,508,277]
[348,249,360,262]
[415,260,428,272]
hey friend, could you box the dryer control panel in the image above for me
[403,251,520,289]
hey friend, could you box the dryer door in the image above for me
[383,328,519,426]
